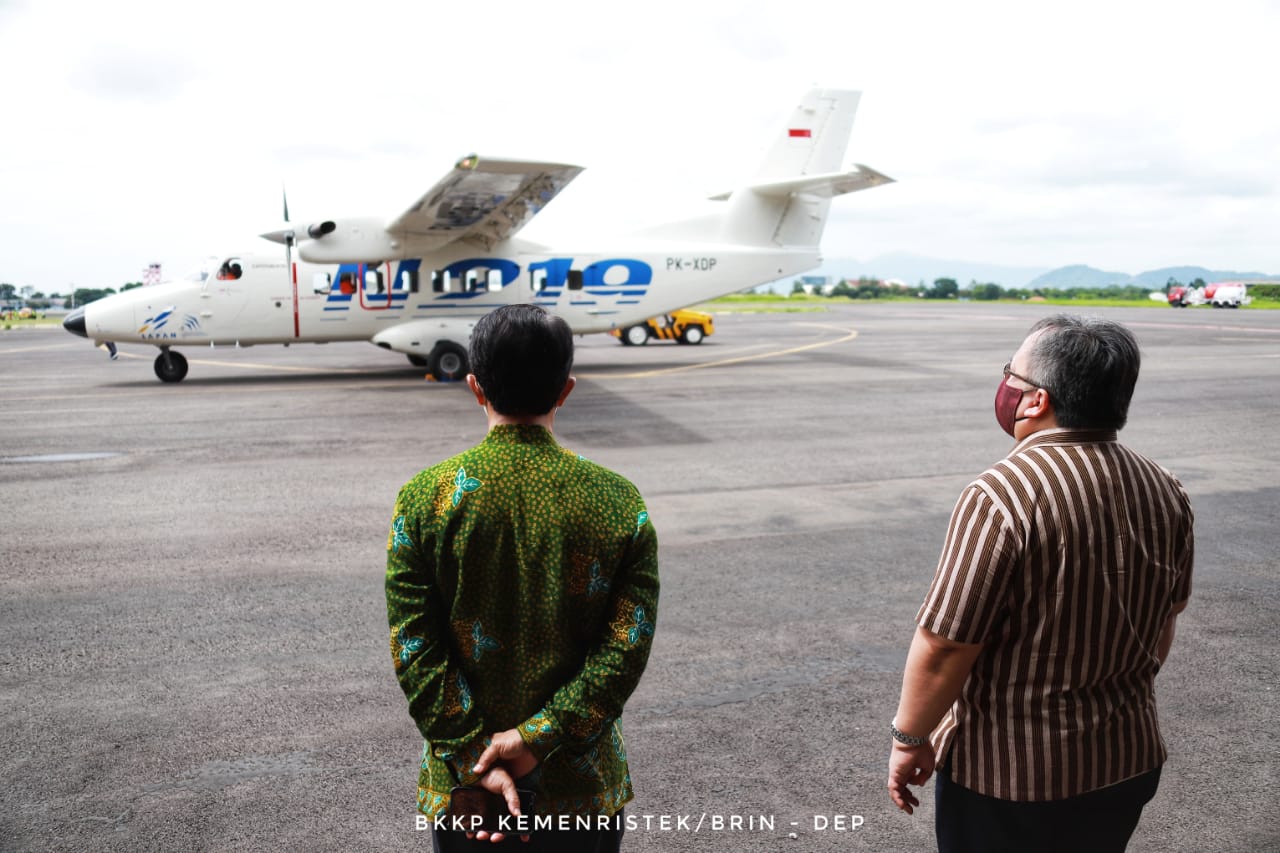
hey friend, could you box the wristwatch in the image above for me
[890,720,928,747]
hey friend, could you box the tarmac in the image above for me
[1,302,1277,852]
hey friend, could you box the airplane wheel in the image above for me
[679,325,705,345]
[406,354,428,368]
[154,350,188,383]
[624,325,649,346]
[428,342,468,381]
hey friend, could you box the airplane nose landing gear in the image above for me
[154,348,189,383]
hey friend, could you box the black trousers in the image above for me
[935,766,1161,853]
[432,810,625,853]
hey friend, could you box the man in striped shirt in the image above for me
[887,315,1194,853]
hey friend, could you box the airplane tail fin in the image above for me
[751,88,861,182]
[715,89,891,248]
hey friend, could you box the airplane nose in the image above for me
[63,308,87,338]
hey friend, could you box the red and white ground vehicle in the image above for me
[1205,282,1251,308]
[1168,281,1251,308]
[1167,285,1204,307]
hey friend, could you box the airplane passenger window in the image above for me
[432,271,445,293]
[365,268,384,294]
[531,269,547,292]
[339,273,356,295]
[397,270,418,293]
[487,269,503,292]
[312,273,331,294]
[567,269,583,291]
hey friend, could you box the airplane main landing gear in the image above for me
[427,341,468,381]
[154,348,189,383]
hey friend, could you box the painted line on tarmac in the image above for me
[1127,320,1280,335]
[601,324,859,378]
[0,342,78,355]
[0,379,431,404]
[114,350,367,374]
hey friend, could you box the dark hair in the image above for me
[469,304,574,416]
[1027,314,1140,430]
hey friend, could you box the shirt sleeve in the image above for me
[517,503,660,762]
[385,485,490,785]
[917,483,1018,645]
[1171,479,1195,605]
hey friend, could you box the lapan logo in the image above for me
[139,307,201,339]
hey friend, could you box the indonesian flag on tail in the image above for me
[788,128,812,138]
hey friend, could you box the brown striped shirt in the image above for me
[918,427,1194,801]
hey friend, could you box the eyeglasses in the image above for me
[1002,362,1042,388]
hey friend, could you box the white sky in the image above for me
[1,0,1277,294]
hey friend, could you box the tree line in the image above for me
[793,277,1180,302]
[0,282,144,309]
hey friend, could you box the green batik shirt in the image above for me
[386,424,659,818]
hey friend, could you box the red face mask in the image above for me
[994,380,1027,437]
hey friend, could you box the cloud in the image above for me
[69,47,198,102]
[2,0,1278,291]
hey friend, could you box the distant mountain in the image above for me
[1027,265,1132,289]
[814,252,1051,289]
[761,254,1280,293]
[1030,265,1280,289]
[1128,266,1280,288]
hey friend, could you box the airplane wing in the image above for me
[386,155,584,251]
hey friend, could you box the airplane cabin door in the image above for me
[358,263,392,310]
[202,256,292,343]
[357,262,415,313]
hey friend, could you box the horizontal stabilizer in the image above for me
[709,165,894,201]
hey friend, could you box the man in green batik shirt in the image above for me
[386,304,659,851]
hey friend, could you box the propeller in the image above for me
[282,186,295,285]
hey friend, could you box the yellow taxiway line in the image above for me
[598,323,858,379]
[0,342,79,355]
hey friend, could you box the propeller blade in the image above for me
[281,185,295,285]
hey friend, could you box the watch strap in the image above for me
[890,720,928,747]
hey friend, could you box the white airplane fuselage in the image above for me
[80,238,819,350]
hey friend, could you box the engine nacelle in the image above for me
[297,217,401,263]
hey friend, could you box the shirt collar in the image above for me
[483,423,559,447]
[1009,426,1118,455]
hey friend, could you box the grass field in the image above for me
[700,294,1280,311]
[1,315,65,330]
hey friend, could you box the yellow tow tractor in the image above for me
[612,309,715,346]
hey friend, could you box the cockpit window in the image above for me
[217,258,244,281]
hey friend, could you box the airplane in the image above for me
[62,88,892,383]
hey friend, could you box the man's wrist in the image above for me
[518,708,561,763]
[890,719,929,747]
